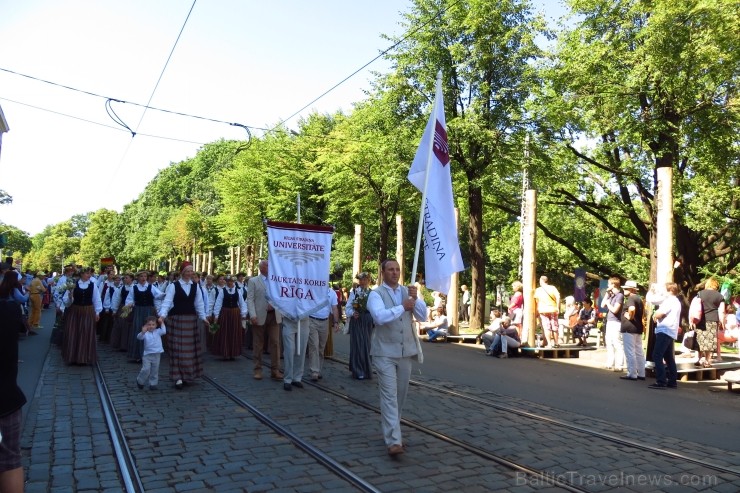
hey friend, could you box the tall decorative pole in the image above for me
[395,215,404,284]
[352,224,363,278]
[518,134,530,280]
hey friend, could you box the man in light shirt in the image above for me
[649,282,681,390]
[367,259,427,456]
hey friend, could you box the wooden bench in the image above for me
[721,370,740,391]
[520,345,596,359]
[646,361,740,382]
[445,333,478,343]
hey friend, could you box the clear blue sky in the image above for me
[0,0,566,236]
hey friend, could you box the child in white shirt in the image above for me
[136,316,166,390]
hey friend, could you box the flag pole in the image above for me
[410,71,442,287]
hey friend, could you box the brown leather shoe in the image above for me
[271,370,284,381]
[387,444,404,456]
[254,369,263,380]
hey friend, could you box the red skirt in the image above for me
[212,308,244,359]
[166,314,203,383]
[62,305,97,365]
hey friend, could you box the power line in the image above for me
[0,96,207,145]
[132,0,197,134]
[274,0,464,129]
[110,0,198,180]
[0,66,265,132]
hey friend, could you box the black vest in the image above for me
[134,284,154,307]
[73,282,94,306]
[170,282,196,316]
[120,285,130,304]
[222,288,239,309]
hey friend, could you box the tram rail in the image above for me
[328,354,740,478]
[93,362,146,493]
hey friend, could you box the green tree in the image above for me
[381,0,544,328]
[78,209,120,267]
[539,0,740,291]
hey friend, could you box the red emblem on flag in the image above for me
[433,120,449,166]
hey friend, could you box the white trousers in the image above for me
[372,355,412,447]
[605,321,624,369]
[622,332,645,378]
[282,318,309,383]
[307,317,329,375]
[136,353,161,387]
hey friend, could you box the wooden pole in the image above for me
[246,243,254,276]
[208,250,213,275]
[655,166,674,284]
[395,215,404,284]
[352,224,363,278]
[447,208,460,336]
[522,190,537,347]
[236,245,242,273]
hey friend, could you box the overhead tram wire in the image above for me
[271,0,464,131]
[110,0,198,180]
[2,1,459,150]
[0,96,206,145]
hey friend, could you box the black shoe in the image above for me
[283,383,292,391]
[175,379,184,390]
[291,381,304,388]
[619,375,637,380]
[648,383,666,390]
[667,383,677,389]
[137,382,144,389]
[637,376,646,381]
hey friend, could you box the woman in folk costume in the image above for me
[212,275,248,360]
[61,267,102,365]
[124,270,164,362]
[110,273,134,351]
[345,272,375,380]
[97,273,118,343]
[158,262,209,389]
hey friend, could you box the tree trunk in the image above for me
[468,183,485,330]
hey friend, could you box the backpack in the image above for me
[688,295,703,326]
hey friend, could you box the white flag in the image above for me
[407,78,464,295]
[266,221,334,320]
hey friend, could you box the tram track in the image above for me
[90,342,739,492]
[327,354,740,479]
[93,362,146,493]
[242,354,589,492]
[92,345,379,492]
[201,374,383,493]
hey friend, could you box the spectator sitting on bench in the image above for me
[573,298,596,346]
[421,306,449,342]
[489,316,520,358]
[477,309,502,350]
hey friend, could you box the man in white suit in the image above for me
[247,260,283,381]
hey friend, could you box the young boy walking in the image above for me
[136,316,166,390]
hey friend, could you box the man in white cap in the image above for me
[620,280,646,380]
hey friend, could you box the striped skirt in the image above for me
[167,314,203,383]
[212,307,244,359]
[62,305,97,365]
